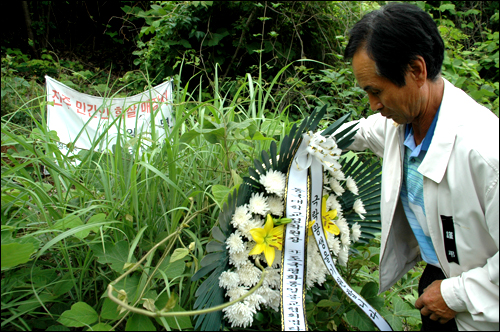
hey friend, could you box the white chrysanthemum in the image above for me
[326,194,340,211]
[268,292,280,311]
[329,168,346,181]
[227,285,249,302]
[353,199,366,220]
[259,170,286,197]
[223,302,256,328]
[329,178,345,196]
[229,246,250,268]
[341,232,351,248]
[351,222,362,242]
[238,263,262,287]
[248,192,269,216]
[306,259,327,289]
[306,240,328,289]
[263,267,281,289]
[335,217,350,238]
[238,215,264,241]
[267,195,284,217]
[219,271,240,290]
[327,235,341,256]
[245,293,265,310]
[338,248,349,266]
[346,176,359,195]
[258,287,280,312]
[231,205,252,229]
[256,285,274,304]
[226,231,245,255]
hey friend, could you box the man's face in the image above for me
[352,49,422,124]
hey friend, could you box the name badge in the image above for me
[441,215,459,264]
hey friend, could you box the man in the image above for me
[338,3,499,331]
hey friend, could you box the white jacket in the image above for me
[338,78,499,331]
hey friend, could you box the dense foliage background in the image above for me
[2,1,498,331]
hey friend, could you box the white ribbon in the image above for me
[309,158,392,331]
[281,138,392,331]
[281,139,310,331]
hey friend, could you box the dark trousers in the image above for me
[418,264,458,331]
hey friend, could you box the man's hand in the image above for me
[415,280,457,324]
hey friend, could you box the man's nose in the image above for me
[368,95,383,112]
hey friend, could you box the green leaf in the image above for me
[88,323,113,331]
[1,228,15,244]
[344,307,376,331]
[1,242,34,269]
[100,298,127,320]
[52,215,83,230]
[125,313,156,331]
[153,298,193,330]
[165,305,193,329]
[51,273,75,296]
[57,302,98,327]
[45,325,70,331]
[154,256,186,279]
[180,130,201,145]
[247,131,274,140]
[231,169,243,187]
[392,295,421,319]
[316,299,341,308]
[162,292,178,312]
[378,307,403,331]
[87,213,107,233]
[439,4,455,12]
[203,127,226,144]
[360,282,378,299]
[180,39,192,48]
[17,291,57,313]
[212,184,231,206]
[52,215,94,239]
[90,240,136,273]
[170,248,189,263]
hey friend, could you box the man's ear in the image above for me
[408,55,427,88]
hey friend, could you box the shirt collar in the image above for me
[404,106,441,158]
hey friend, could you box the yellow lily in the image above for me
[249,214,284,266]
[322,195,340,239]
[309,196,340,239]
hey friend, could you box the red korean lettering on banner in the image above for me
[61,94,71,106]
[152,96,159,111]
[76,101,86,115]
[141,101,150,114]
[99,107,109,120]
[126,104,137,118]
[114,106,125,118]
[51,90,63,107]
[87,104,97,118]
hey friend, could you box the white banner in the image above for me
[45,75,173,163]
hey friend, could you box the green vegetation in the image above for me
[2,1,498,331]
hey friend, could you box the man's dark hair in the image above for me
[344,3,444,87]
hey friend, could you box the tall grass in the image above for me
[1,61,302,330]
